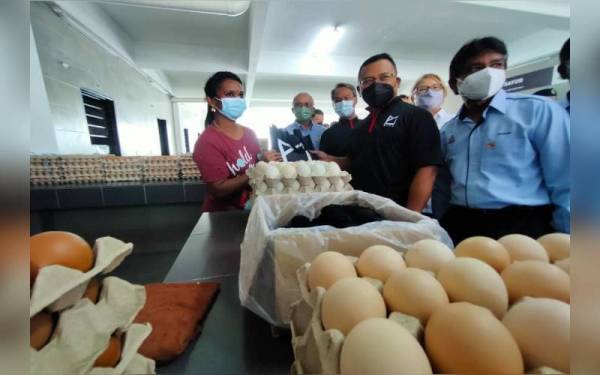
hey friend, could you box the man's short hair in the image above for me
[557,38,570,80]
[358,53,397,78]
[312,109,324,117]
[449,37,508,89]
[330,83,357,100]
[533,88,557,97]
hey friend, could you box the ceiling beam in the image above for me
[245,0,270,106]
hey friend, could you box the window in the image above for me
[81,89,121,155]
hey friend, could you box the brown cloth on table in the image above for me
[133,282,220,363]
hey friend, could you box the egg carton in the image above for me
[289,260,424,375]
[30,278,154,375]
[144,176,179,183]
[30,236,155,374]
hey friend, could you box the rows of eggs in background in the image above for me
[247,161,353,195]
[305,233,570,375]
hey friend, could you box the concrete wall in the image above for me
[30,2,175,155]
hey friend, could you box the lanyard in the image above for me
[367,112,379,134]
[349,118,355,129]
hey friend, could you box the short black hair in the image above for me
[358,53,397,78]
[399,94,410,100]
[557,38,570,79]
[331,83,357,100]
[204,71,243,126]
[313,109,324,116]
[449,37,508,90]
[533,88,557,97]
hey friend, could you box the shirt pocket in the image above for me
[480,129,528,175]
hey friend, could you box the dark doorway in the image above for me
[183,128,190,153]
[157,119,169,155]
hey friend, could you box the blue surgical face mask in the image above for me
[334,100,355,118]
[216,97,246,120]
[415,89,444,110]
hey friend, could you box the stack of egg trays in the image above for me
[30,155,63,186]
[58,155,106,185]
[142,156,180,183]
[104,156,144,184]
[178,154,201,181]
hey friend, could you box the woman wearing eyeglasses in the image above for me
[412,73,456,129]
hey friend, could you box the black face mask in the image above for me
[361,82,395,108]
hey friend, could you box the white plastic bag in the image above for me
[239,191,453,326]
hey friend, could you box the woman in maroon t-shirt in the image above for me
[193,71,281,212]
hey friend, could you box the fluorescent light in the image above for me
[309,26,343,57]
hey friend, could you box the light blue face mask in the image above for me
[334,100,355,118]
[216,97,247,120]
[415,89,444,110]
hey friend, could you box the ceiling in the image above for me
[53,0,570,105]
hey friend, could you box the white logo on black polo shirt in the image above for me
[383,115,399,127]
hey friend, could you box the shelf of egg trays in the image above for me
[104,156,144,183]
[30,234,155,375]
[179,154,202,181]
[30,155,63,186]
[289,233,571,375]
[142,156,180,183]
[57,155,106,185]
[247,160,352,196]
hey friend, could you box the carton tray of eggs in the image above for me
[179,154,201,181]
[30,232,155,375]
[142,156,180,182]
[289,233,570,375]
[247,160,352,196]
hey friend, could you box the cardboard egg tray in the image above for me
[289,259,424,375]
[30,237,156,374]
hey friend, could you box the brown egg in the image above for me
[405,239,455,273]
[83,278,101,303]
[308,251,357,290]
[341,318,432,375]
[454,236,511,272]
[321,278,386,335]
[425,302,524,375]
[30,311,54,350]
[356,245,406,282]
[501,261,570,304]
[30,231,94,285]
[94,335,122,368]
[499,234,550,263]
[537,233,570,262]
[383,268,449,324]
[554,258,570,275]
[502,298,570,373]
[437,257,508,318]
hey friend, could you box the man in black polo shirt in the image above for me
[313,53,442,212]
[319,83,361,157]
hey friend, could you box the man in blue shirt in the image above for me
[557,39,570,114]
[439,36,570,244]
[285,92,326,150]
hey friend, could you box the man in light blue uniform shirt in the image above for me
[439,37,570,244]
[557,38,570,114]
[285,92,326,150]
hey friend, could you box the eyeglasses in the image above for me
[414,85,444,95]
[359,72,396,87]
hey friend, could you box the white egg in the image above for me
[280,163,297,179]
[265,165,281,179]
[294,161,311,177]
[326,161,341,176]
[310,162,326,177]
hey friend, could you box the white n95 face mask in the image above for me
[457,67,506,100]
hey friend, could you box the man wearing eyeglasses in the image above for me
[313,53,442,213]
[439,36,570,244]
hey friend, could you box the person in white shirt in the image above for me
[411,73,456,217]
[411,73,456,128]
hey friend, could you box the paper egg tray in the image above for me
[289,260,424,375]
[248,174,352,197]
[30,237,156,375]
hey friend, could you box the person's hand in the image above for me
[309,150,332,162]
[262,150,283,162]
